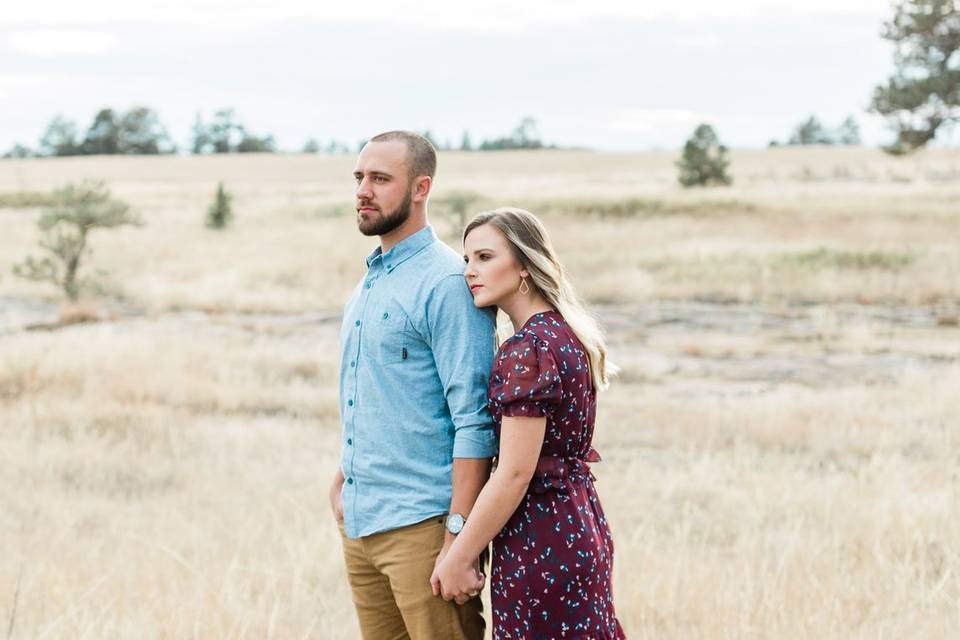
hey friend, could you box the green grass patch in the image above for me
[637,249,915,277]
[775,248,915,271]
[0,191,57,209]
[527,197,760,218]
[295,202,354,219]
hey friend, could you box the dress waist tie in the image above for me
[529,447,602,495]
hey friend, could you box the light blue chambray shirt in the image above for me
[338,225,497,539]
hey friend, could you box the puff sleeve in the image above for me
[488,334,562,418]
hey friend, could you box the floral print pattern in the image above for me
[488,311,625,639]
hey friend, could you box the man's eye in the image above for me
[374,176,387,183]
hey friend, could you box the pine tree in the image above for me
[205,182,233,230]
[38,116,81,157]
[81,109,120,155]
[12,181,142,301]
[117,106,173,154]
[788,116,833,145]
[870,0,960,154]
[676,124,732,187]
[836,116,861,146]
[192,113,210,154]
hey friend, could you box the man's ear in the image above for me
[412,175,432,202]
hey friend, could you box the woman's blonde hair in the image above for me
[463,207,617,391]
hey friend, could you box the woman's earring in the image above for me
[519,277,530,295]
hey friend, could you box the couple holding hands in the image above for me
[331,131,624,639]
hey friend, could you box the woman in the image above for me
[431,208,625,638]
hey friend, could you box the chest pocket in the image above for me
[373,305,410,365]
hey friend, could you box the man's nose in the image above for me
[356,177,373,200]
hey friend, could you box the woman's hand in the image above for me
[430,553,485,605]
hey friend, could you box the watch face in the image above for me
[446,513,465,534]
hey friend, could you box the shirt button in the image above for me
[347,399,354,406]
[350,360,356,367]
[365,281,372,289]
[355,320,361,327]
[346,477,354,485]
[386,264,393,269]
[382,312,389,320]
[347,438,353,445]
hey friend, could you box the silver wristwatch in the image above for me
[445,513,466,535]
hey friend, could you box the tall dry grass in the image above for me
[1,148,959,638]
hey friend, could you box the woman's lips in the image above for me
[469,284,483,294]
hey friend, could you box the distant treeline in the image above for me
[6,107,177,158]
[5,107,868,160]
[769,115,861,147]
[3,111,554,158]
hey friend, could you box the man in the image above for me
[330,130,495,639]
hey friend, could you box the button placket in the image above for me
[344,265,375,512]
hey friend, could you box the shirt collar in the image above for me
[365,225,437,272]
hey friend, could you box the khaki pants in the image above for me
[338,516,485,640]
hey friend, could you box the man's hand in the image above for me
[430,540,485,605]
[433,537,454,572]
[329,471,345,522]
[430,551,485,605]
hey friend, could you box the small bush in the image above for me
[677,124,732,187]
[206,182,233,229]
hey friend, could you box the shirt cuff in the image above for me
[452,424,497,458]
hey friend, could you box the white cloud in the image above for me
[527,109,718,150]
[0,1,896,151]
[5,29,117,56]
[0,0,886,33]
[606,109,717,135]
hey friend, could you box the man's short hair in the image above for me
[369,130,437,181]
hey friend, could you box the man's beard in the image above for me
[357,191,412,237]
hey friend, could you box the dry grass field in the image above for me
[1,147,959,638]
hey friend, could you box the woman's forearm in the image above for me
[444,467,531,566]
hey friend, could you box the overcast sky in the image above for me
[1,0,920,153]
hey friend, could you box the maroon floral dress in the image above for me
[488,310,625,639]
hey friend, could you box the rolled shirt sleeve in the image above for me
[425,273,498,459]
